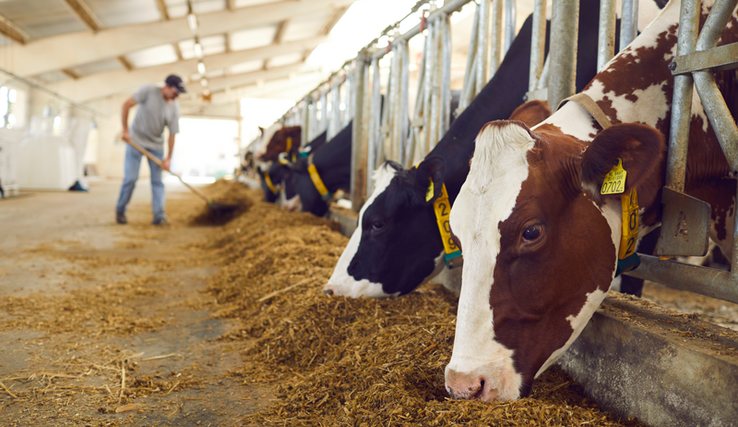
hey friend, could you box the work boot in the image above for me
[152,217,170,226]
[116,212,127,224]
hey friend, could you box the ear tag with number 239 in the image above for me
[601,158,627,195]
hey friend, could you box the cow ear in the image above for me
[508,100,551,128]
[415,156,446,204]
[580,123,666,208]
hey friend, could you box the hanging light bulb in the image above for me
[187,1,198,31]
[193,36,203,59]
[201,78,208,87]
[197,61,206,74]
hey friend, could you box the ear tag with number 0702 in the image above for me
[601,158,627,195]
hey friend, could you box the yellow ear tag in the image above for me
[601,158,627,195]
[425,180,435,202]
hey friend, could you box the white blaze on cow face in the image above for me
[324,163,398,298]
[445,122,534,402]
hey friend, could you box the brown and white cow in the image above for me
[445,0,737,401]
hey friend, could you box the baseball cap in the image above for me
[165,74,186,93]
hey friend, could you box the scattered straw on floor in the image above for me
[203,181,645,426]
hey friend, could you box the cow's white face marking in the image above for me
[445,123,534,401]
[324,163,398,298]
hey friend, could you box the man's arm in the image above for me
[121,97,137,142]
[161,133,175,172]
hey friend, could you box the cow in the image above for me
[323,0,640,298]
[255,125,301,162]
[283,121,354,216]
[258,130,329,203]
[444,0,737,401]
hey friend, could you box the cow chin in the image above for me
[445,353,523,402]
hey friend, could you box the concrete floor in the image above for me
[0,179,269,426]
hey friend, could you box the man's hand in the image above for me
[121,130,131,143]
[161,158,171,172]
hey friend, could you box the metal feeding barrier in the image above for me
[273,0,738,305]
[625,0,738,305]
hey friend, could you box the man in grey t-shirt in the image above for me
[116,75,185,226]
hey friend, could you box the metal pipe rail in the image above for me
[636,0,738,306]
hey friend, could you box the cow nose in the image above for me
[323,287,334,296]
[445,369,488,401]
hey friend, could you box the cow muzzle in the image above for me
[444,360,522,402]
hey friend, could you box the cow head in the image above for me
[324,157,449,298]
[255,126,300,162]
[444,120,665,401]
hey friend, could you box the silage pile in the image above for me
[203,182,645,426]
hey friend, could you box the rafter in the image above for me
[48,35,328,102]
[321,6,349,35]
[63,0,104,33]
[117,56,134,71]
[2,0,355,78]
[173,43,184,61]
[274,20,288,44]
[61,69,81,80]
[154,0,170,20]
[0,14,29,45]
[226,0,236,11]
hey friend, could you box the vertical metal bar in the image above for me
[351,56,369,212]
[423,18,435,157]
[300,99,309,147]
[547,0,579,110]
[368,57,382,195]
[504,0,516,55]
[309,94,318,142]
[331,80,341,139]
[489,0,503,76]
[440,13,452,139]
[320,90,328,135]
[475,0,490,94]
[597,0,617,71]
[429,18,441,155]
[664,0,700,192]
[529,0,547,93]
[619,0,639,51]
[458,2,480,112]
[399,41,409,166]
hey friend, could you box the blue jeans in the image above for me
[116,144,166,221]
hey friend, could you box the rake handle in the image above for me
[124,137,212,204]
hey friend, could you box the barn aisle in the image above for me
[0,180,270,426]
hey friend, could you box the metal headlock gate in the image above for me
[274,0,737,306]
[625,0,738,306]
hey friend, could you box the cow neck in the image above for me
[557,92,641,276]
[307,152,332,201]
[263,172,279,194]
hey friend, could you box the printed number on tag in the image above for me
[601,158,627,195]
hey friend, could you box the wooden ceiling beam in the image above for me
[4,0,355,78]
[63,0,104,33]
[154,0,170,20]
[117,56,134,71]
[173,43,184,61]
[61,69,81,80]
[0,14,29,44]
[321,6,349,35]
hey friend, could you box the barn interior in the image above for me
[1,0,738,426]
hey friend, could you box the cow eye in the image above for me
[522,224,542,243]
[371,220,385,231]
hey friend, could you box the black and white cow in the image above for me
[323,0,641,298]
[284,122,354,216]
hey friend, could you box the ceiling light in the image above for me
[194,42,203,59]
[201,78,208,87]
[197,62,206,74]
[203,88,211,95]
[187,13,198,31]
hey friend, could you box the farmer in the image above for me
[115,74,185,226]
